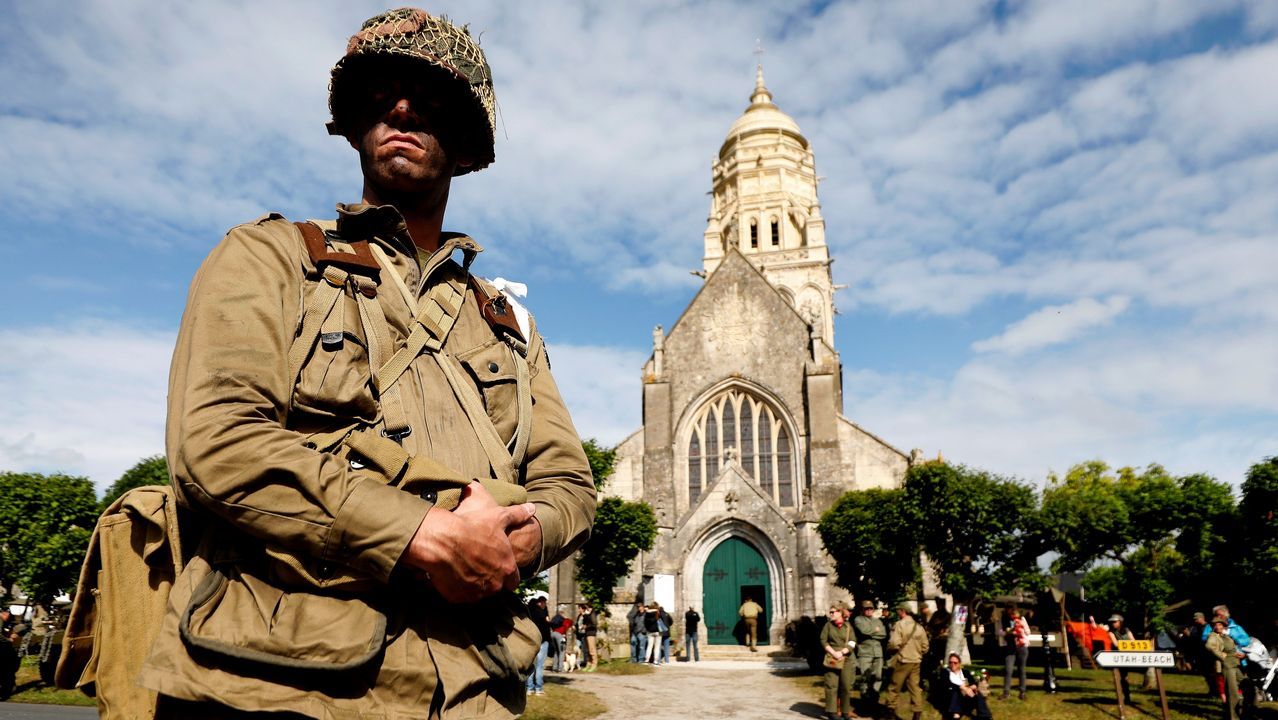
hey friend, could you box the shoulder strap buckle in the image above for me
[295,221,381,278]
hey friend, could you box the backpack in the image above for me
[55,486,187,718]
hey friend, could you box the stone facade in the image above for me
[551,69,910,650]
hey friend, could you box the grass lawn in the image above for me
[522,680,608,720]
[788,662,1278,719]
[7,656,96,706]
[593,658,657,676]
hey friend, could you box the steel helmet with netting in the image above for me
[327,8,496,175]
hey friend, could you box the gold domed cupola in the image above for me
[703,63,835,344]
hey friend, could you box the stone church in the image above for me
[552,68,912,648]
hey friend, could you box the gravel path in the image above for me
[549,661,823,720]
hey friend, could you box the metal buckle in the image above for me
[381,426,412,443]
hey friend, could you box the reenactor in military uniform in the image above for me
[739,597,764,651]
[136,8,596,718]
[853,600,887,707]
[1206,618,1243,720]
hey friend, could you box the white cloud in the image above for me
[544,344,647,446]
[0,323,172,493]
[3,0,1277,497]
[973,296,1131,355]
[847,321,1278,485]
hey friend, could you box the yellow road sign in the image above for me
[1115,639,1153,652]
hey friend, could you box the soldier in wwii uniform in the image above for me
[853,600,886,707]
[138,8,596,718]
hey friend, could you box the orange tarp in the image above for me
[1065,621,1113,652]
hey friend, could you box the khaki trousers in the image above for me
[885,661,923,720]
[856,653,883,696]
[823,660,857,714]
[1222,666,1240,720]
[744,617,758,647]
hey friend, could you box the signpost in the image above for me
[1094,650,1174,720]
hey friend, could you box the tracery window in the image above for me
[770,218,780,247]
[685,388,797,506]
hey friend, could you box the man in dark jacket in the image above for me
[685,607,702,662]
[525,595,551,695]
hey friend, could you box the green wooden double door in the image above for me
[702,536,772,645]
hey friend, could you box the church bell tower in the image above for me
[702,65,836,344]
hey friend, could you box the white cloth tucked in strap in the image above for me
[488,277,531,340]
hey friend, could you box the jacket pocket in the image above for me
[178,554,388,673]
[456,340,519,441]
[293,294,378,424]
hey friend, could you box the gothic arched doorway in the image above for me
[702,536,772,645]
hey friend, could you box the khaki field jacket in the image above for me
[138,204,596,719]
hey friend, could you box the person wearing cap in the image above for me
[1205,618,1243,720]
[137,8,596,718]
[1199,605,1253,654]
[853,599,887,708]
[1106,614,1136,704]
[1189,611,1218,697]
[885,604,930,720]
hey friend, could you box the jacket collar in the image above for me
[335,203,408,244]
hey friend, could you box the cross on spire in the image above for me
[750,39,772,105]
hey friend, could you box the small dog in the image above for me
[561,648,580,672]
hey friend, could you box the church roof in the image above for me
[723,65,808,151]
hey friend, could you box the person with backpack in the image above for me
[127,9,597,718]
[885,604,930,720]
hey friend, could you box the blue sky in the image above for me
[2,0,1276,493]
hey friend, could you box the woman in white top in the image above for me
[939,653,993,720]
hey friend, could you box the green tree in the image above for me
[100,454,169,509]
[574,497,657,608]
[0,472,99,606]
[1040,461,1230,633]
[1169,472,1238,608]
[1237,456,1278,623]
[817,487,919,603]
[582,438,617,491]
[904,461,1045,602]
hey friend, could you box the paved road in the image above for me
[553,661,821,720]
[0,661,819,720]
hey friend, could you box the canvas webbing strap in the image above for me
[373,237,472,393]
[435,349,518,485]
[287,223,355,395]
[290,222,533,482]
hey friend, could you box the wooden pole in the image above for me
[1113,668,1127,720]
[1155,668,1170,720]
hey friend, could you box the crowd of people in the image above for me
[520,592,1271,720]
[1174,604,1268,720]
[521,595,601,696]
